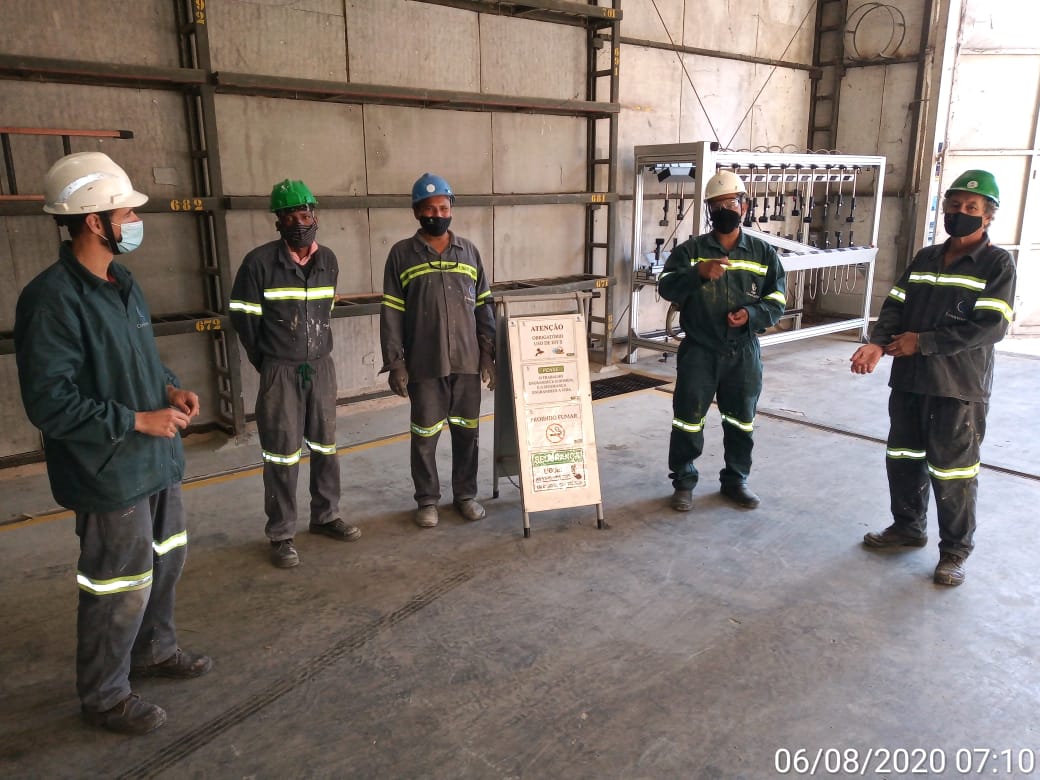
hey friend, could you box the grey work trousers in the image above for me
[256,354,341,541]
[408,374,481,507]
[886,390,987,560]
[76,484,186,712]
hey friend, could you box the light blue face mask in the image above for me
[116,219,144,254]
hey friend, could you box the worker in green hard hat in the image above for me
[230,179,361,568]
[851,169,1017,587]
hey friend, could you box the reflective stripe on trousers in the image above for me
[885,390,987,558]
[669,339,762,490]
[409,374,482,506]
[75,484,187,713]
[255,354,340,541]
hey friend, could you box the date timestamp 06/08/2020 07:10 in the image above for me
[774,747,1040,775]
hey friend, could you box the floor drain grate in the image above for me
[590,373,670,400]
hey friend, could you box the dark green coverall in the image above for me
[658,229,786,491]
[871,234,1016,559]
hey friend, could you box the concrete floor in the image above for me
[1,335,1039,779]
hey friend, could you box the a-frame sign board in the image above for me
[492,293,604,537]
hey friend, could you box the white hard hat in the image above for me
[43,152,148,215]
[704,170,747,201]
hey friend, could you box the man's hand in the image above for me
[727,308,749,328]
[389,367,409,397]
[697,258,729,281]
[135,407,191,438]
[884,332,920,357]
[479,353,496,391]
[167,386,200,419]
[850,344,884,374]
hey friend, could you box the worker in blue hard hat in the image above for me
[379,173,496,528]
[230,179,361,569]
[852,169,1017,587]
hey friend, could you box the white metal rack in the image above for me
[625,141,886,361]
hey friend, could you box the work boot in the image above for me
[720,483,760,508]
[132,648,213,680]
[271,539,299,568]
[863,525,928,549]
[82,693,166,736]
[671,489,693,512]
[309,517,361,541]
[454,498,486,522]
[933,553,966,586]
[415,505,439,528]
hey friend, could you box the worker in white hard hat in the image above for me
[657,169,787,512]
[852,169,1017,587]
[14,152,212,736]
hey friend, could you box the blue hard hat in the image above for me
[411,173,455,206]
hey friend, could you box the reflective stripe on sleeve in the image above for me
[974,297,1014,322]
[382,294,406,312]
[229,300,263,316]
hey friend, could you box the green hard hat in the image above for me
[946,169,999,207]
[269,179,317,213]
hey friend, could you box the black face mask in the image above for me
[709,207,742,234]
[279,221,318,249]
[944,212,984,238]
[419,216,452,237]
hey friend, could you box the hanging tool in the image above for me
[823,230,830,250]
[804,165,816,224]
[846,166,859,224]
[654,237,665,267]
[659,185,670,226]
[791,165,802,217]
[773,165,787,222]
[761,165,769,224]
[676,182,687,221]
[834,230,842,248]
[848,230,854,247]
[821,166,832,223]
[834,166,846,218]
[744,164,757,227]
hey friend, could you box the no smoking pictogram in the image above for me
[545,423,566,443]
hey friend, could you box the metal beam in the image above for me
[0,54,206,89]
[412,0,620,27]
[620,36,817,73]
[213,71,617,117]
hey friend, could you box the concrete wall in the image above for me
[1,0,913,458]
[618,0,816,340]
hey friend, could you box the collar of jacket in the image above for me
[412,230,461,253]
[277,241,326,271]
[59,240,131,293]
[704,228,752,254]
[939,231,992,265]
